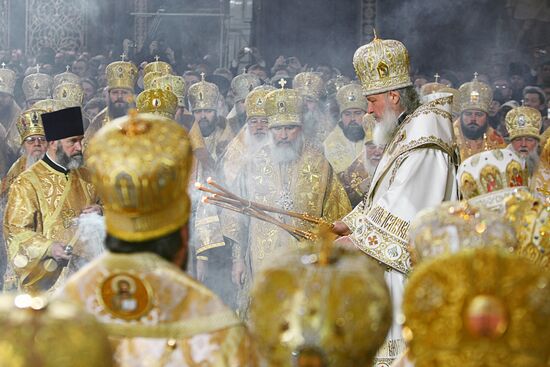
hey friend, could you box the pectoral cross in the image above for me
[1,62,5,69]
[120,53,127,62]
[278,78,287,89]
[154,55,160,62]
[66,65,70,72]
[200,72,205,82]
[36,64,40,73]
[473,72,478,80]
[434,73,440,83]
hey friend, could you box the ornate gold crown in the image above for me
[336,83,368,113]
[0,294,113,366]
[249,242,392,367]
[457,148,527,202]
[353,33,412,96]
[151,74,186,107]
[53,82,84,107]
[86,112,192,242]
[504,191,549,270]
[293,72,325,101]
[53,68,80,89]
[0,66,16,96]
[231,73,261,102]
[105,60,138,91]
[22,72,53,102]
[403,247,550,367]
[409,201,517,265]
[143,59,173,76]
[143,71,163,90]
[264,80,303,127]
[245,87,273,118]
[505,106,541,140]
[458,73,493,114]
[187,74,219,111]
[136,88,178,118]
[16,108,47,143]
[439,86,460,116]
[420,75,447,103]
[325,75,350,96]
[32,98,68,112]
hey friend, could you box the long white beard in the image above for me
[244,128,268,155]
[25,153,43,169]
[270,134,304,164]
[373,107,399,146]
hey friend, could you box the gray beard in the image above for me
[373,107,399,146]
[525,150,540,177]
[56,145,83,170]
[20,147,44,169]
[244,129,268,154]
[269,134,304,164]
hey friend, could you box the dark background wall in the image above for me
[253,0,362,76]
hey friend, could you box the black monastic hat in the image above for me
[41,106,85,141]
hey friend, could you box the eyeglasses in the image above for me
[24,136,46,143]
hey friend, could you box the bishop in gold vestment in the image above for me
[223,84,351,316]
[57,112,257,366]
[4,107,98,294]
[84,58,137,141]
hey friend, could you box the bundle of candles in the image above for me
[195,177,332,241]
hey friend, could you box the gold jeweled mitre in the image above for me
[143,58,173,77]
[136,88,178,118]
[187,73,220,111]
[293,71,325,101]
[105,60,138,91]
[353,32,412,96]
[231,72,261,102]
[505,106,541,140]
[86,112,193,242]
[458,73,493,114]
[22,71,53,102]
[403,246,550,367]
[151,74,186,107]
[249,241,392,367]
[0,294,113,366]
[16,108,47,143]
[408,201,517,265]
[264,79,303,128]
[245,86,274,118]
[336,83,368,113]
[457,147,527,202]
[53,67,80,89]
[504,190,549,270]
[53,82,84,107]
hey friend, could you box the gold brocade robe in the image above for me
[1,156,27,291]
[57,252,257,367]
[189,118,236,261]
[338,149,373,207]
[323,125,366,174]
[0,156,26,198]
[453,119,506,161]
[3,159,98,294]
[225,143,352,276]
